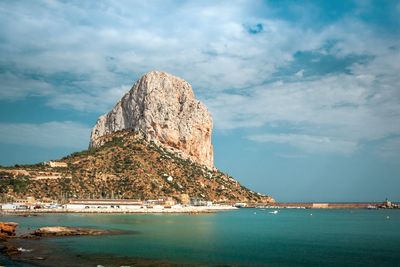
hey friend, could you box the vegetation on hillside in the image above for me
[0,130,273,203]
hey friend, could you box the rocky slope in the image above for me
[90,71,213,168]
[0,130,274,203]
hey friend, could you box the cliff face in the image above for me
[90,71,213,168]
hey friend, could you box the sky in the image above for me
[0,0,399,202]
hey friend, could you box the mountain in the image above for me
[0,130,273,203]
[0,71,274,204]
[90,71,213,168]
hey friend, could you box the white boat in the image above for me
[269,210,278,214]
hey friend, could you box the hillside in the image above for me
[0,130,274,204]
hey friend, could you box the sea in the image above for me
[1,208,399,267]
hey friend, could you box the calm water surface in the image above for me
[1,209,399,266]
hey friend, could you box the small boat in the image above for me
[269,210,278,214]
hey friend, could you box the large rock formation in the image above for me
[90,71,213,168]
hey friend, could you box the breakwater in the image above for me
[259,202,399,209]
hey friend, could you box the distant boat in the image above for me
[367,205,377,209]
[269,210,278,214]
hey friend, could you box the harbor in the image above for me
[241,199,399,209]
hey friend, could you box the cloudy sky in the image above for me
[0,0,399,202]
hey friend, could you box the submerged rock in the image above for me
[30,226,113,237]
[0,243,21,257]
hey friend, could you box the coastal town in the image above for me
[0,196,239,213]
[1,195,398,214]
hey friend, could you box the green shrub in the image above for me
[0,175,30,194]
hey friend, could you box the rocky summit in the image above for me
[90,71,213,168]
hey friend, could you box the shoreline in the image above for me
[2,201,398,215]
[0,205,238,215]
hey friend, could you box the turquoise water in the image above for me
[1,209,400,266]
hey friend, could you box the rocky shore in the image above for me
[0,221,183,267]
[0,222,21,261]
[1,222,125,240]
[0,221,129,263]
[0,222,18,240]
[28,226,119,237]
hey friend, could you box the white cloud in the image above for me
[0,121,91,149]
[47,84,130,112]
[0,1,327,103]
[0,0,399,157]
[1,1,397,101]
[207,50,400,154]
[295,69,304,78]
[209,74,371,130]
[0,72,54,100]
[248,134,357,154]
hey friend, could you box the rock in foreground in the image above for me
[0,222,18,239]
[31,226,114,237]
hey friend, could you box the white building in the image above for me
[45,161,68,168]
[1,203,30,210]
[1,203,16,210]
[65,199,143,211]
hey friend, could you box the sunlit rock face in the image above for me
[90,71,214,168]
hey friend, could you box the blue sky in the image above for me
[0,0,399,202]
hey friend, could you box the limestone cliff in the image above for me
[90,71,213,168]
